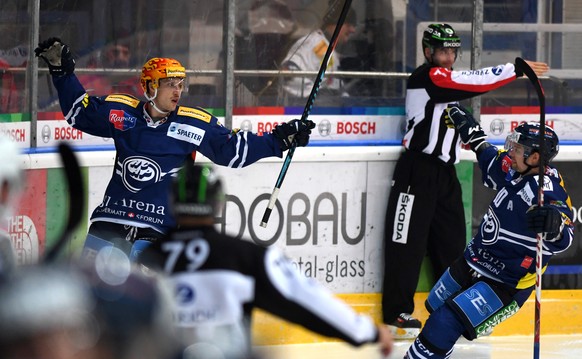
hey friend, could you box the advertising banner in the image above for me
[0,120,30,148]
[231,113,405,143]
[481,113,582,143]
[7,166,88,264]
[37,112,113,147]
[212,160,394,293]
[10,169,47,264]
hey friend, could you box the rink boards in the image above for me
[252,290,582,345]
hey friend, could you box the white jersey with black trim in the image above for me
[140,227,379,356]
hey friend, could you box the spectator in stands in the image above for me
[0,44,28,113]
[279,2,356,102]
[79,42,140,97]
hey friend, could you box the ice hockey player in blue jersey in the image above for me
[34,37,315,261]
[404,105,574,359]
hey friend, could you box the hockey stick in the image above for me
[43,143,85,263]
[260,0,353,227]
[515,57,545,359]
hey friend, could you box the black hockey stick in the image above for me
[43,143,85,263]
[515,57,545,359]
[260,0,353,227]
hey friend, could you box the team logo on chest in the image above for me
[480,207,500,245]
[119,156,163,193]
[109,110,137,131]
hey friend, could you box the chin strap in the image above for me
[144,88,170,117]
[518,156,539,176]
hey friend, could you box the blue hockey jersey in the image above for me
[52,74,283,233]
[465,145,574,289]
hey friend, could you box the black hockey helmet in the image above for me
[422,23,461,52]
[504,122,559,162]
[171,157,224,217]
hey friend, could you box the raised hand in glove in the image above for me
[272,119,316,151]
[526,205,564,240]
[444,105,487,151]
[34,37,75,76]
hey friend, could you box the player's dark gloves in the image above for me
[273,119,316,151]
[34,37,75,76]
[444,105,487,152]
[526,205,564,241]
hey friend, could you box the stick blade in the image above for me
[515,57,545,100]
[43,143,85,263]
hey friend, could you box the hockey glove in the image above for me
[526,205,564,240]
[34,37,75,76]
[273,119,316,151]
[444,105,487,151]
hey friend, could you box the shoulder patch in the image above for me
[313,40,328,59]
[82,93,89,108]
[177,107,212,123]
[104,94,140,108]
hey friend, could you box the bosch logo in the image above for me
[318,119,332,136]
[490,119,504,136]
[240,119,253,132]
[120,156,162,193]
[176,283,195,304]
[41,125,51,143]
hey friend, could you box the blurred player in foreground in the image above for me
[0,135,23,278]
[404,105,574,358]
[0,259,181,359]
[139,158,394,359]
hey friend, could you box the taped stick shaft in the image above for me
[260,145,295,226]
[260,187,280,227]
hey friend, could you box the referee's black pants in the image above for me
[382,150,466,324]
